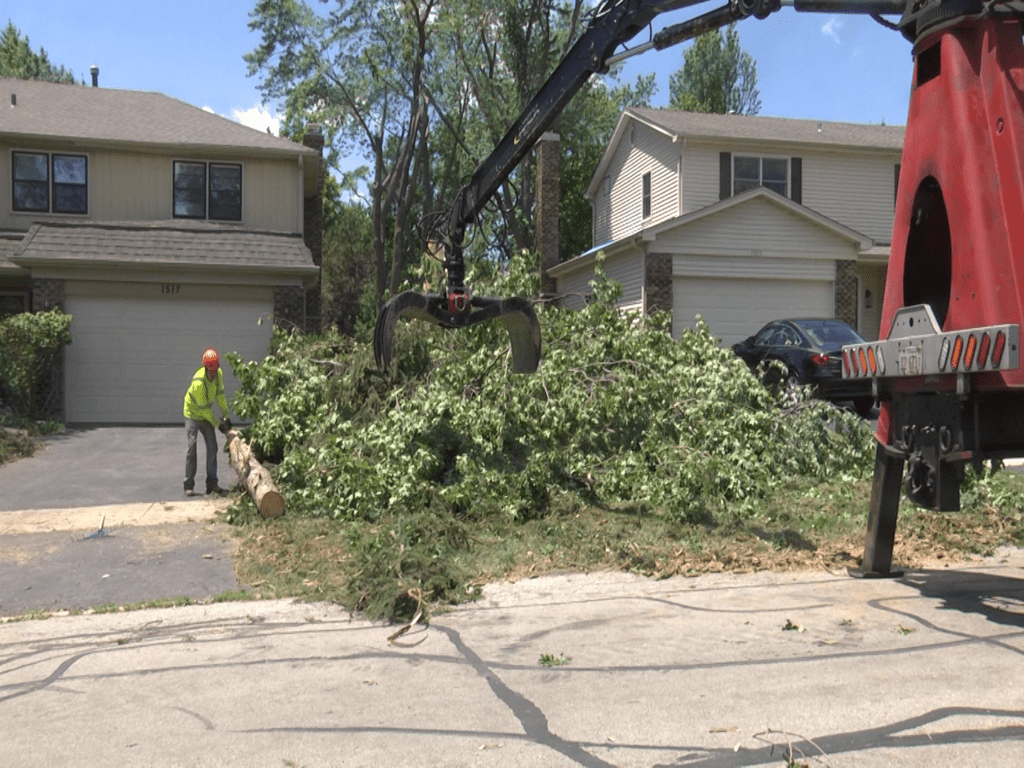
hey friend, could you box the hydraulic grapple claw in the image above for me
[373,290,541,374]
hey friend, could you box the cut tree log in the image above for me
[226,429,285,518]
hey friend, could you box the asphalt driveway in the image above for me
[0,427,242,616]
[0,426,238,511]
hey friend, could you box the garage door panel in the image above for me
[65,288,274,424]
[674,277,833,347]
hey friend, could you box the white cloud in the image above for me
[822,17,842,45]
[231,105,281,136]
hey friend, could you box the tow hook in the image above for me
[448,289,471,313]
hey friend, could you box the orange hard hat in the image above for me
[202,348,219,369]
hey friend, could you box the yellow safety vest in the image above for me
[183,367,228,427]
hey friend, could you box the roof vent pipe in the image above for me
[10,93,15,107]
[90,65,99,87]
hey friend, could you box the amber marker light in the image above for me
[951,335,964,370]
[964,334,978,369]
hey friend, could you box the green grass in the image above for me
[229,469,1024,623]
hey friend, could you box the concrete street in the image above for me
[1,429,1023,766]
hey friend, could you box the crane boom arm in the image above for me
[443,0,784,250]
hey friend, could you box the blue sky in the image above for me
[9,2,913,136]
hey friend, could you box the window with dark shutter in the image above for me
[790,157,802,204]
[732,155,790,197]
[720,152,732,200]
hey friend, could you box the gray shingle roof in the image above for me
[627,107,905,149]
[11,220,318,275]
[0,234,24,272]
[1,78,314,157]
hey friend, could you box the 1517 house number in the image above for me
[161,284,182,294]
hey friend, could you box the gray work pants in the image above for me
[184,418,219,492]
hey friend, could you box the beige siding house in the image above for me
[0,78,324,424]
[551,107,903,346]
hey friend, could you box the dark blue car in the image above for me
[732,319,876,416]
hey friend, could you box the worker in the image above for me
[183,347,232,497]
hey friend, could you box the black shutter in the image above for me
[719,152,731,200]
[790,157,802,204]
[894,163,901,205]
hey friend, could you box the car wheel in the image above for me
[854,397,875,418]
[781,372,803,408]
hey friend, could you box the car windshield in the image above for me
[798,321,864,347]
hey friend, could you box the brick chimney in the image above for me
[535,131,560,296]
[90,65,98,87]
[302,123,325,332]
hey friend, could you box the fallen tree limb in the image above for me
[226,429,285,518]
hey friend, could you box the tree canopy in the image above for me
[246,0,653,317]
[668,23,759,115]
[0,22,78,83]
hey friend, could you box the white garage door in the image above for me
[673,277,833,347]
[64,282,275,424]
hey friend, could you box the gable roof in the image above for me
[643,186,872,249]
[587,107,905,199]
[0,78,314,158]
[627,107,905,149]
[10,220,319,279]
[549,186,871,279]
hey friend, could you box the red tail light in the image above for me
[810,353,829,366]
[993,330,1007,367]
[978,332,991,368]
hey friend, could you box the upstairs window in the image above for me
[642,171,652,219]
[174,161,242,221]
[12,151,88,214]
[734,156,788,197]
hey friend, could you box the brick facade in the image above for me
[31,277,65,312]
[274,285,306,331]
[535,133,560,297]
[302,123,325,333]
[835,260,859,329]
[645,253,673,317]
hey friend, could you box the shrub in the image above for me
[0,309,72,420]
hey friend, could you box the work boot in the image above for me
[184,486,197,497]
[207,485,228,497]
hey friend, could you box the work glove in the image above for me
[218,417,233,435]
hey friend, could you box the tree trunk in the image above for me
[226,430,285,519]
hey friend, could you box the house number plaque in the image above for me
[161,284,182,294]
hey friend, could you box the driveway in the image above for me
[0,427,242,616]
[0,426,237,511]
